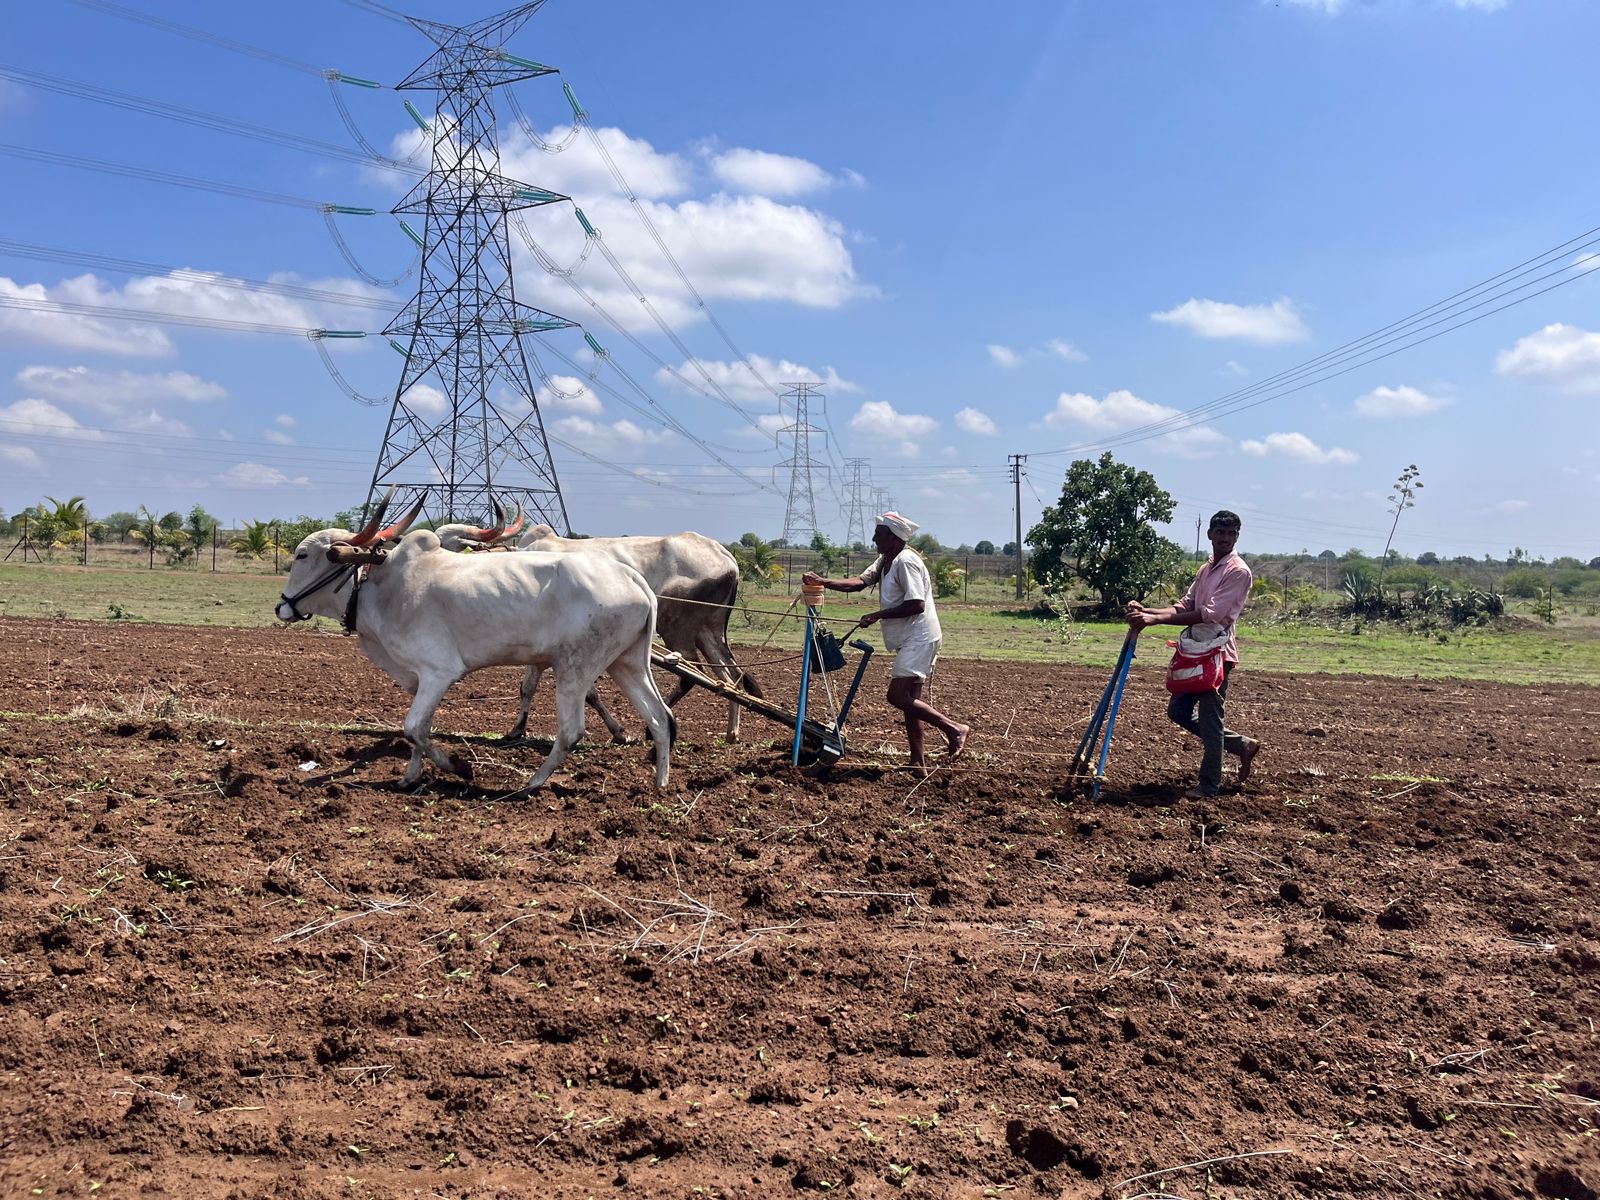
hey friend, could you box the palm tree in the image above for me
[229,520,280,560]
[129,506,182,568]
[44,495,90,546]
[730,537,778,584]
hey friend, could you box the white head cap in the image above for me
[874,511,919,540]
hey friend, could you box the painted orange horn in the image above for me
[346,486,396,546]
[475,495,507,540]
[500,502,525,540]
[376,493,427,543]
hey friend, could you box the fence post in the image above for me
[785,553,792,594]
[273,523,281,574]
[82,521,89,567]
[212,524,218,572]
[964,555,969,602]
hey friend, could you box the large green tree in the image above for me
[1026,451,1182,611]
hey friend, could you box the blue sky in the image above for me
[2,0,1597,558]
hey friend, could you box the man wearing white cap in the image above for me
[804,512,970,775]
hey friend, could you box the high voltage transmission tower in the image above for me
[367,2,575,528]
[778,382,827,545]
[842,458,873,547]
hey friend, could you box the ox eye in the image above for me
[295,552,307,560]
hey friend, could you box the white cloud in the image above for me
[1042,389,1229,458]
[849,400,938,452]
[0,276,173,356]
[274,414,296,428]
[537,374,604,416]
[0,443,42,470]
[1354,384,1450,418]
[986,343,1021,369]
[0,397,107,442]
[1239,431,1358,465]
[1495,323,1600,391]
[1,268,388,358]
[1151,297,1309,345]
[709,148,844,197]
[506,153,872,331]
[1223,360,1249,376]
[551,414,675,452]
[1486,498,1530,513]
[220,462,311,488]
[955,407,997,436]
[401,382,449,416]
[1047,338,1088,363]
[118,410,193,438]
[263,428,294,446]
[14,366,225,413]
[655,355,858,405]
[1045,389,1175,431]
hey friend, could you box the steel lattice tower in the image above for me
[842,458,873,547]
[778,382,826,545]
[870,486,893,519]
[366,2,574,528]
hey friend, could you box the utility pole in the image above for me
[779,382,826,545]
[366,3,574,529]
[1195,514,1202,560]
[1009,453,1027,599]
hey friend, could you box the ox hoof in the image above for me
[449,755,474,781]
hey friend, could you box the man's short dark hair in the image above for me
[1208,510,1242,533]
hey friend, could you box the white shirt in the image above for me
[858,549,942,651]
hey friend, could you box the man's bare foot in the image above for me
[910,760,933,780]
[1183,785,1213,800]
[946,724,971,759]
[1236,738,1261,784]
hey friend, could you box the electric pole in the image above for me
[1009,453,1027,599]
[367,3,574,529]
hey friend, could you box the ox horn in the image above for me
[346,486,396,547]
[375,493,427,543]
[500,502,526,540]
[472,495,507,541]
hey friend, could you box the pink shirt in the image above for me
[1176,551,1253,663]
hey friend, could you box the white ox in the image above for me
[448,520,763,743]
[274,494,675,792]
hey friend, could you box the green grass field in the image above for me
[4,562,1598,686]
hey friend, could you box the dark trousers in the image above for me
[1167,660,1247,794]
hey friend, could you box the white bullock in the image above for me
[510,524,762,742]
[451,522,763,743]
[275,494,675,792]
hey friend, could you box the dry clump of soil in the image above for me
[0,616,1596,1199]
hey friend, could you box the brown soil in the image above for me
[0,615,1596,1199]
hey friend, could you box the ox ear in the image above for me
[347,486,396,547]
[327,543,387,565]
[376,493,427,543]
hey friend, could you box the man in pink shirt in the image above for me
[1126,510,1261,798]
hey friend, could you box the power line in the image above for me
[0,141,323,208]
[0,239,396,312]
[0,63,419,174]
[1032,231,1600,459]
[61,0,325,75]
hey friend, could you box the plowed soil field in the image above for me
[0,616,1596,1199]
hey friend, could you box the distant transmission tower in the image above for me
[870,486,893,520]
[367,3,575,528]
[842,458,873,547]
[779,382,827,544]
